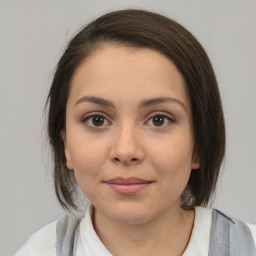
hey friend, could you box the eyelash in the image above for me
[81,112,175,129]
[81,112,111,128]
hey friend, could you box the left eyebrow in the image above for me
[139,97,186,111]
[75,96,186,110]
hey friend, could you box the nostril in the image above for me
[113,157,139,165]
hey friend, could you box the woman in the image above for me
[15,9,256,255]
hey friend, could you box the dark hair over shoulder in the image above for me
[46,9,225,211]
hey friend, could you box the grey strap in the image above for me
[56,215,80,256]
[209,209,256,256]
[56,209,256,256]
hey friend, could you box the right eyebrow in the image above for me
[75,96,114,107]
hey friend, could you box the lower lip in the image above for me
[107,183,151,195]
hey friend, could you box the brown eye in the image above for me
[82,114,110,127]
[152,115,165,126]
[146,114,174,127]
[92,115,105,126]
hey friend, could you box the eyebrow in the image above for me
[75,96,186,110]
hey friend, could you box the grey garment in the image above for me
[209,209,256,256]
[56,215,80,256]
[56,209,256,256]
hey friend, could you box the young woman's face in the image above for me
[63,45,199,224]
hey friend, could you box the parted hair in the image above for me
[46,9,225,211]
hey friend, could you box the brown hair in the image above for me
[46,9,225,211]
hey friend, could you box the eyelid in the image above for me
[81,112,112,127]
[81,111,109,121]
[146,111,175,121]
[145,111,175,127]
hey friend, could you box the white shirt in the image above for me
[14,206,256,256]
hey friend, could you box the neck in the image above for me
[92,204,195,256]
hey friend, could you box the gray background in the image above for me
[1,0,255,255]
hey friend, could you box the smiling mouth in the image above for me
[104,177,154,195]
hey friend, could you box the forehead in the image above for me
[72,44,184,83]
[68,44,190,109]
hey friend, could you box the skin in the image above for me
[63,44,200,255]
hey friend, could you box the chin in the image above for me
[102,202,157,225]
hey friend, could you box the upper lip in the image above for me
[104,177,153,184]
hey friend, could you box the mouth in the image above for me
[103,177,154,195]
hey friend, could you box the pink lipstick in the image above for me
[104,177,153,195]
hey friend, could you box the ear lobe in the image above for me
[191,153,200,170]
[61,131,74,170]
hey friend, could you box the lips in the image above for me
[104,177,153,195]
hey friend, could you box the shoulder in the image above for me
[14,220,57,256]
[212,209,256,246]
[198,207,256,246]
[247,223,256,245]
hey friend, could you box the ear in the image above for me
[61,131,74,170]
[191,152,200,170]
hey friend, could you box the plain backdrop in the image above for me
[1,0,256,255]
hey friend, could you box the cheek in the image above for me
[148,135,193,186]
[68,134,107,168]
[71,143,106,200]
[150,135,193,165]
[68,140,107,187]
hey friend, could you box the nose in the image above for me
[108,124,144,166]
